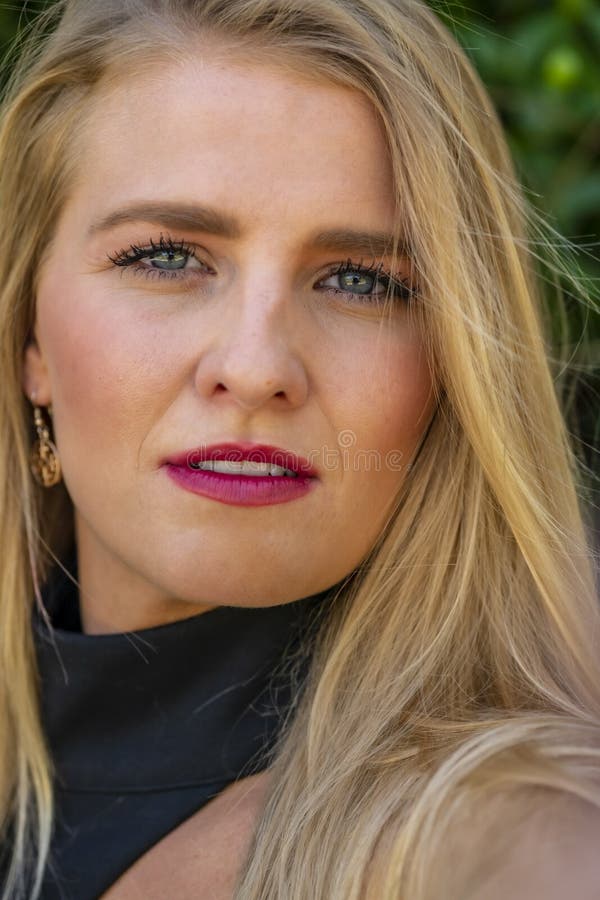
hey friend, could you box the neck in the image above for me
[75,524,214,634]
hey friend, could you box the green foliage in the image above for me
[438,0,600,485]
[0,2,51,49]
[447,1,599,273]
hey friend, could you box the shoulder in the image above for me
[100,769,272,900]
[363,788,600,900]
[469,790,600,900]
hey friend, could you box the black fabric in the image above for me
[33,546,335,899]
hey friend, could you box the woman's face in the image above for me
[23,55,436,633]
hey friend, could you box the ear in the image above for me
[22,325,52,405]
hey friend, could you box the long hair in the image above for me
[1,1,599,897]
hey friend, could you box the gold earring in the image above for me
[29,393,62,488]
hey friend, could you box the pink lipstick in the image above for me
[162,442,319,507]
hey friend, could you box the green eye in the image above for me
[318,260,414,305]
[148,249,188,270]
[338,270,376,294]
[107,234,210,281]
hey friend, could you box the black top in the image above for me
[32,547,335,899]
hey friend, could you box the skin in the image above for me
[99,770,273,899]
[23,55,436,634]
[357,789,600,900]
[418,788,600,900]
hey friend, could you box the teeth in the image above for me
[190,459,298,477]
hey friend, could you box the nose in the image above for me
[193,279,310,413]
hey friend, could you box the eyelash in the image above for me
[106,236,204,278]
[106,236,415,305]
[323,258,414,305]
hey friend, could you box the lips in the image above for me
[163,442,318,477]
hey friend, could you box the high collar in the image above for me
[33,546,335,793]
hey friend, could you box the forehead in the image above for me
[67,56,397,236]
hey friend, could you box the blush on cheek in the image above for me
[37,291,139,473]
[44,316,115,427]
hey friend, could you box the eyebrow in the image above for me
[87,202,404,258]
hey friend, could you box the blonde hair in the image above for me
[0,1,599,897]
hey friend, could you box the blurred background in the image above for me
[447,0,600,505]
[0,0,598,506]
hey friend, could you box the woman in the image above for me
[1,0,599,897]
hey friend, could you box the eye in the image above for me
[317,259,414,305]
[106,235,213,281]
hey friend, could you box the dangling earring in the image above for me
[29,391,62,487]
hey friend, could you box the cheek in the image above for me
[379,346,434,452]
[328,330,434,466]
[35,279,171,471]
[317,334,434,572]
